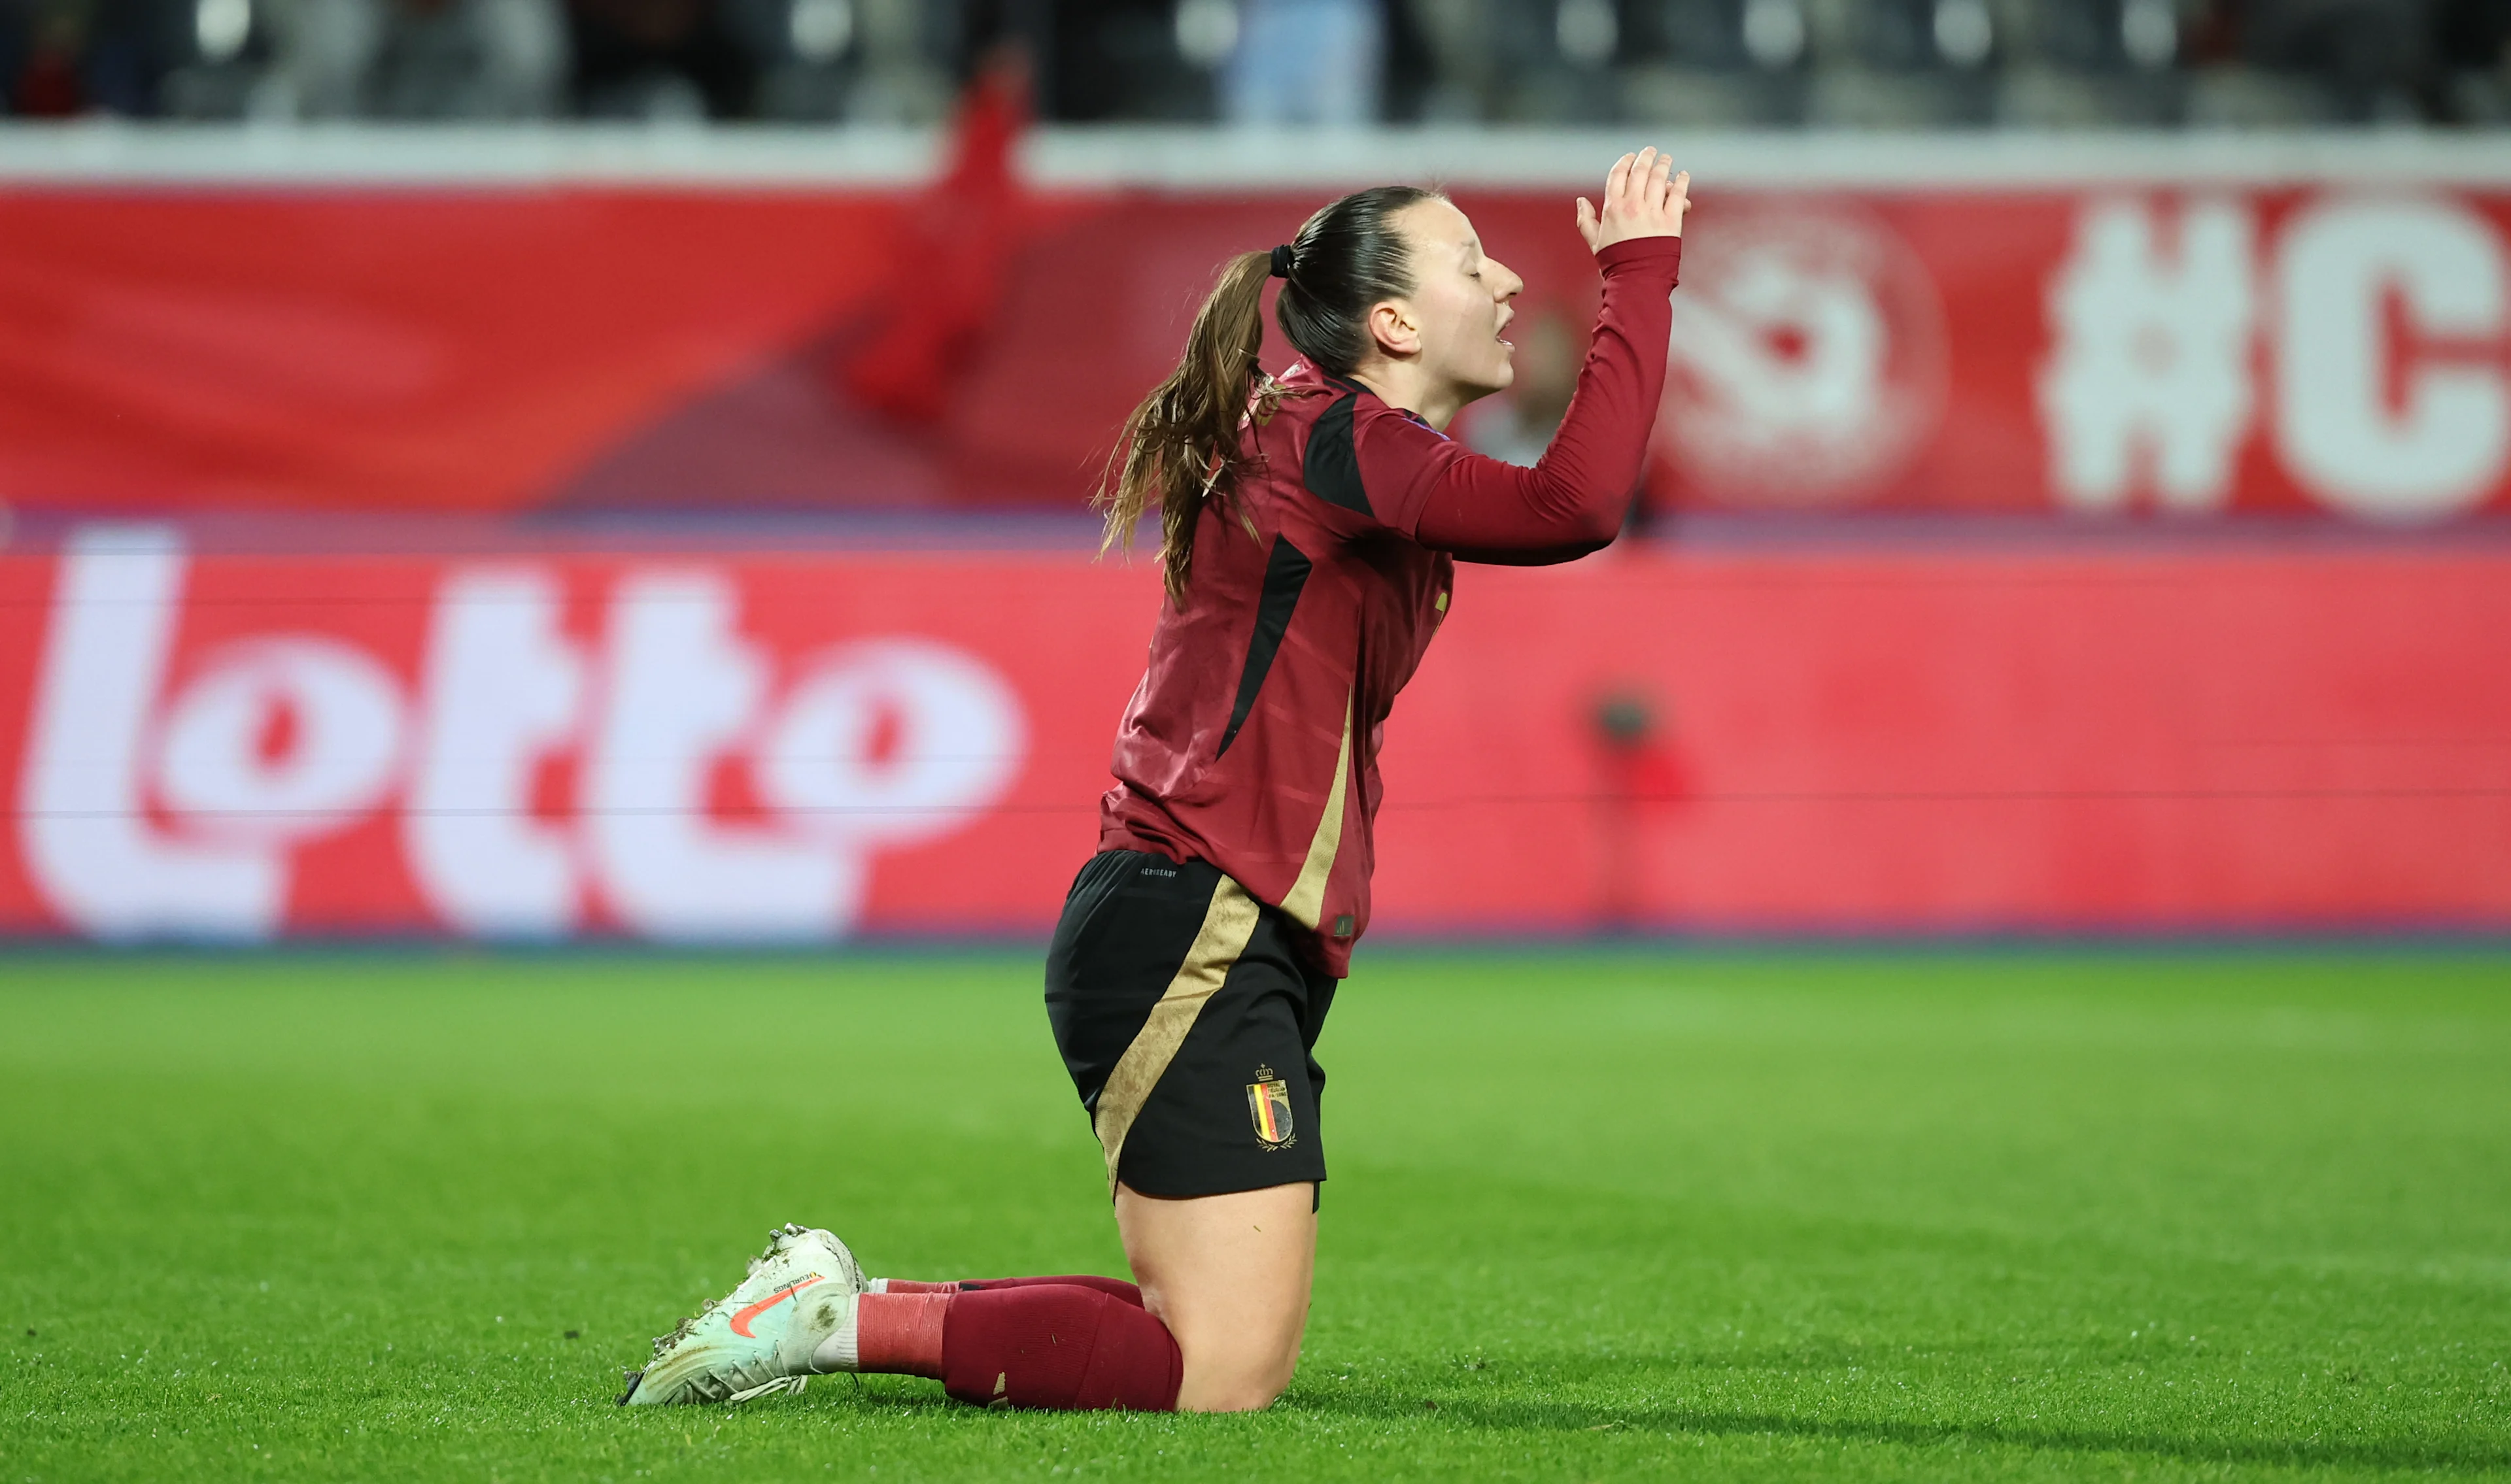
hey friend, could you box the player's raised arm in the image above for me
[1384,150,1690,564]
[1579,148,1692,252]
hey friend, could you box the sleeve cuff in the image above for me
[1594,235,1684,284]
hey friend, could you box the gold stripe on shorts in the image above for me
[1091,875,1263,1195]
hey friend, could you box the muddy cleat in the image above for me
[619,1224,865,1406]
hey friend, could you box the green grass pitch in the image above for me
[3,947,2507,1481]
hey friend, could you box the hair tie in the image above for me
[1269,244,1295,280]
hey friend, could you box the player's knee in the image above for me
[1181,1374,1288,1412]
[1178,1338,1298,1411]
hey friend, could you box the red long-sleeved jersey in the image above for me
[1099,235,1683,975]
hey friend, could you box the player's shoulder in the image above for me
[1262,360,1448,523]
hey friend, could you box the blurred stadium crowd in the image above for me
[2,0,2508,129]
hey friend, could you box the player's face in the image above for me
[1395,198,1525,403]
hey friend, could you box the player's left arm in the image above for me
[1373,296,1687,565]
[1371,160,1688,565]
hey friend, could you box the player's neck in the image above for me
[1348,362,1464,433]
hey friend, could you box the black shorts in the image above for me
[1045,849,1336,1200]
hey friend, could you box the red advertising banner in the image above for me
[3,178,2509,522]
[5,527,2506,941]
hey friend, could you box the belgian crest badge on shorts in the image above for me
[1246,1067,1294,1147]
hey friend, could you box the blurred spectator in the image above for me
[258,0,564,116]
[0,2,18,109]
[1407,0,1631,123]
[834,0,955,121]
[2246,0,2431,120]
[743,0,842,118]
[1404,0,1494,120]
[159,0,273,114]
[369,0,566,115]
[1804,0,1996,126]
[1521,0,1621,121]
[2179,0,2431,124]
[834,46,1029,422]
[1619,0,1807,125]
[1223,0,1380,124]
[1993,0,2182,125]
[1054,0,1214,119]
[3,0,2504,126]
[568,0,752,117]
[11,2,88,113]
[2436,0,2511,121]
[81,0,189,109]
[747,0,959,123]
[7,0,190,114]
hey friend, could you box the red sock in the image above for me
[940,1284,1182,1411]
[878,1275,1144,1307]
[853,1292,949,1379]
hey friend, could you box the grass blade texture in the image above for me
[3,948,2506,1481]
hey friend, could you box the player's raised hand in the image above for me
[1575,148,1690,254]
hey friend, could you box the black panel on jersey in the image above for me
[1216,534,1312,758]
[1301,392,1373,516]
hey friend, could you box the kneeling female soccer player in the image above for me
[622,148,1690,1413]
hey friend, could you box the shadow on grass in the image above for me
[1299,1392,2511,1474]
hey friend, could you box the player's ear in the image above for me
[1366,299,1420,358]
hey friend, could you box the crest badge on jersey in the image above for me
[1246,1068,1294,1147]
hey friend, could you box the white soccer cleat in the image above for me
[619,1223,866,1406]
